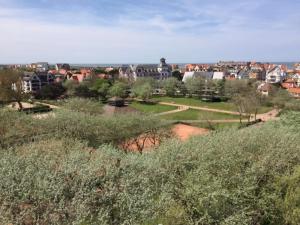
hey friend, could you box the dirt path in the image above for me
[255,109,280,122]
[158,101,280,122]
[35,102,60,109]
[157,105,189,116]
[172,124,210,141]
[158,101,241,115]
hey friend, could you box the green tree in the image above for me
[62,79,78,96]
[63,98,103,115]
[163,77,181,97]
[172,71,182,81]
[132,78,156,101]
[90,79,111,100]
[34,84,66,100]
[184,77,205,97]
[0,69,28,109]
[132,83,153,101]
[109,81,128,98]
[270,88,291,109]
[74,84,96,98]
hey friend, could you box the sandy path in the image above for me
[159,101,241,115]
[156,105,189,116]
[172,124,210,141]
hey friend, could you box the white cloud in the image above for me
[0,1,299,63]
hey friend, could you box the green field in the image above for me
[154,96,272,113]
[160,109,243,121]
[130,101,177,114]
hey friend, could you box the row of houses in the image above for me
[183,62,290,84]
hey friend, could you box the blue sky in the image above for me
[0,0,299,63]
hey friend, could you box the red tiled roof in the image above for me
[288,88,300,94]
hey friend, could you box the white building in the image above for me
[266,65,286,84]
[119,58,172,81]
[212,72,225,80]
[22,72,55,93]
[36,62,49,72]
[182,71,213,82]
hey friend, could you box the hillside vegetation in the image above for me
[0,109,299,225]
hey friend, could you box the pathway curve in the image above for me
[157,105,189,116]
[156,102,280,122]
[35,102,60,109]
[158,101,241,115]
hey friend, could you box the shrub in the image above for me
[62,98,103,115]
[0,110,300,224]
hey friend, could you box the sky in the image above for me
[0,0,299,64]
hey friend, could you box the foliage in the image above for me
[270,88,291,109]
[62,98,103,115]
[90,79,111,100]
[184,77,205,97]
[226,80,263,122]
[275,166,300,225]
[0,111,300,224]
[0,109,167,149]
[34,83,66,100]
[63,80,78,96]
[108,82,128,98]
[163,77,181,96]
[132,83,153,101]
[172,71,182,81]
[0,69,29,109]
[74,84,97,98]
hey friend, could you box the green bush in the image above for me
[0,108,168,149]
[62,98,103,115]
[0,110,300,224]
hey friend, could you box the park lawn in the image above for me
[154,96,273,113]
[160,109,242,121]
[257,106,273,114]
[154,96,237,111]
[130,101,177,114]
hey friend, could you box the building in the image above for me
[55,63,71,71]
[182,71,214,82]
[281,78,298,89]
[212,72,225,80]
[266,65,287,84]
[36,62,49,72]
[237,69,250,79]
[22,71,55,93]
[287,88,300,98]
[258,83,272,96]
[119,58,172,81]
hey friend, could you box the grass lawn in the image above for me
[160,109,243,121]
[154,96,237,111]
[154,96,272,113]
[130,101,177,114]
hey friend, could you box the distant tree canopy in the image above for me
[0,69,28,109]
[109,81,128,98]
[34,84,66,100]
[172,70,182,81]
[163,77,181,96]
[132,78,156,101]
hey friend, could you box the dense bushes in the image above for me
[62,98,103,115]
[0,109,300,224]
[0,109,168,149]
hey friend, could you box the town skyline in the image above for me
[0,0,299,63]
